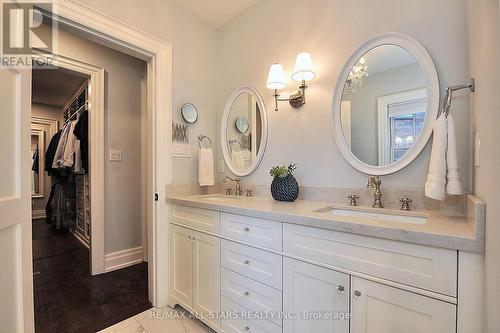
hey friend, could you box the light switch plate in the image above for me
[474,132,480,167]
[109,149,122,161]
[172,143,191,158]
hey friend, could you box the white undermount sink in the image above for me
[199,194,240,202]
[314,206,428,225]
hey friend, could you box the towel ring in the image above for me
[229,139,242,152]
[198,135,212,148]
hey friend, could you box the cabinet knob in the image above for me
[244,227,250,232]
[353,290,362,298]
[187,235,191,240]
[243,326,250,331]
[336,285,345,294]
[243,260,250,265]
[244,291,250,296]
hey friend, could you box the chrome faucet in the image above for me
[223,176,242,196]
[367,176,383,208]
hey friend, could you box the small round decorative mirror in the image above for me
[332,33,439,175]
[235,117,249,133]
[180,103,199,124]
[221,86,268,177]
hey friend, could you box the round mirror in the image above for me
[180,103,199,124]
[333,33,439,175]
[235,117,249,133]
[221,86,268,176]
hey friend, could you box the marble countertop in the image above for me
[167,194,485,254]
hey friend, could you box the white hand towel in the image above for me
[198,147,214,186]
[446,114,463,195]
[231,150,245,170]
[425,115,447,200]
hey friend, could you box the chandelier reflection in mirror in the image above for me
[343,57,368,98]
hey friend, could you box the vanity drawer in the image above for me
[221,240,282,289]
[169,205,220,233]
[221,213,282,251]
[221,268,282,327]
[221,297,282,333]
[283,223,457,296]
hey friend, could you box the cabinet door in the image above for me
[193,230,221,328]
[171,225,194,309]
[350,277,456,333]
[283,258,349,333]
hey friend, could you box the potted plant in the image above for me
[270,163,299,202]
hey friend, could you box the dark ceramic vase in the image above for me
[271,175,299,202]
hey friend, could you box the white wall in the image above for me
[75,0,220,188]
[467,0,500,332]
[217,0,471,191]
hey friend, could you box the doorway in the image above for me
[31,25,151,331]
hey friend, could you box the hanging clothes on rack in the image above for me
[31,148,39,174]
[45,130,62,176]
[73,110,88,174]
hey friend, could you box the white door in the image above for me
[350,277,456,333]
[170,225,193,308]
[0,47,34,333]
[193,230,220,328]
[283,258,349,333]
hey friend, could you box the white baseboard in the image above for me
[104,246,143,272]
[32,210,46,219]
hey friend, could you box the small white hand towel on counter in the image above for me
[445,114,463,195]
[198,147,214,186]
[425,114,463,200]
[231,150,245,170]
[425,115,447,200]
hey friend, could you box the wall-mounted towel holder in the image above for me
[198,135,212,149]
[439,78,475,118]
[229,139,242,152]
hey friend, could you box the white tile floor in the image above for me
[98,307,215,333]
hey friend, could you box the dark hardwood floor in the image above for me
[32,219,151,333]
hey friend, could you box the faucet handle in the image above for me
[400,197,412,211]
[347,194,359,206]
[245,189,253,197]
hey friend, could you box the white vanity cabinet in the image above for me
[168,204,476,333]
[283,258,350,333]
[350,277,456,333]
[170,224,220,328]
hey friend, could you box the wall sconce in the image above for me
[266,52,316,111]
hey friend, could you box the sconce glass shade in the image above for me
[266,63,286,90]
[292,52,316,82]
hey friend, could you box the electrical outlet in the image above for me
[109,149,122,161]
[217,160,225,173]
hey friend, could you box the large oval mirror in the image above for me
[221,86,268,176]
[333,33,439,175]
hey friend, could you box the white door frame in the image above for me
[34,50,107,274]
[33,0,172,319]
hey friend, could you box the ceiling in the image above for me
[174,0,258,27]
[32,68,88,108]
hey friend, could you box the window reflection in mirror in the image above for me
[340,45,427,166]
[226,92,262,170]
